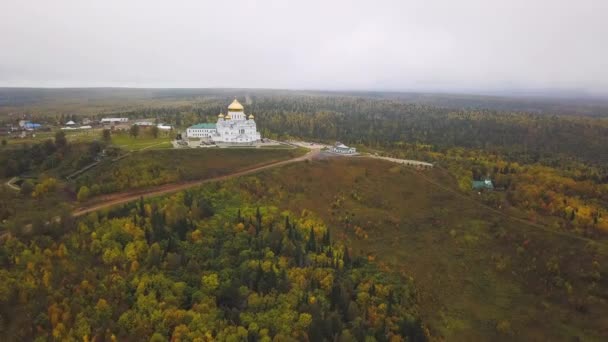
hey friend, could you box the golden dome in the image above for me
[224,112,231,119]
[248,114,254,119]
[228,98,244,111]
[218,112,225,118]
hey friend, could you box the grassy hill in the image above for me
[0,145,306,239]
[75,147,307,197]
[210,156,608,341]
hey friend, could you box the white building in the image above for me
[134,121,155,126]
[330,143,356,154]
[186,123,216,138]
[101,118,129,124]
[157,124,173,130]
[61,125,92,130]
[186,99,261,143]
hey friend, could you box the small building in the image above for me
[23,121,42,131]
[101,118,129,124]
[134,121,155,126]
[62,125,92,130]
[472,179,494,191]
[157,124,173,130]
[186,123,217,138]
[330,143,356,154]
[20,121,42,130]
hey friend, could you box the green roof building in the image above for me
[472,179,494,190]
[189,123,217,129]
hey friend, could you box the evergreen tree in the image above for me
[323,228,331,246]
[54,131,67,149]
[343,247,351,268]
[307,227,317,252]
[139,196,145,218]
[102,129,111,143]
[255,207,262,234]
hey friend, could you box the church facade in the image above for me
[186,99,261,143]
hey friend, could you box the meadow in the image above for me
[74,147,307,197]
[109,133,173,151]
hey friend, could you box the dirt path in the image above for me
[73,149,319,216]
[5,177,20,191]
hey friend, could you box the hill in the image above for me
[74,147,307,197]
[210,157,608,341]
[2,152,606,340]
[2,88,608,117]
[0,156,428,341]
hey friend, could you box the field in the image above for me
[1,129,98,147]
[3,128,174,149]
[208,157,608,341]
[75,147,307,197]
[109,133,173,151]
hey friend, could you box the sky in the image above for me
[1,0,607,95]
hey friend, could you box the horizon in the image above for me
[2,85,608,101]
[2,0,607,95]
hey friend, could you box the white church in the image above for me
[186,99,261,143]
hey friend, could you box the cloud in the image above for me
[1,0,607,94]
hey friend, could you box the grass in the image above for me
[210,157,608,341]
[110,133,173,151]
[75,147,307,195]
[1,129,174,151]
[1,129,102,147]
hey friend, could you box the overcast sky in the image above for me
[1,0,607,94]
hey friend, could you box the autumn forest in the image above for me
[0,89,607,341]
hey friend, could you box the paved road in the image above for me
[73,149,320,216]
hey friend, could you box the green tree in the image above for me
[150,125,160,138]
[54,131,67,148]
[130,124,140,138]
[102,129,112,142]
[20,180,34,196]
[307,227,316,252]
[77,186,90,202]
[202,273,220,294]
[73,313,91,340]
[150,332,166,342]
[147,243,162,266]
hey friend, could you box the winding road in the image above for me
[4,145,599,249]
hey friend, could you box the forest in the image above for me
[7,91,602,240]
[1,89,607,340]
[0,185,427,341]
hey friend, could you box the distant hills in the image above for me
[1,87,608,117]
